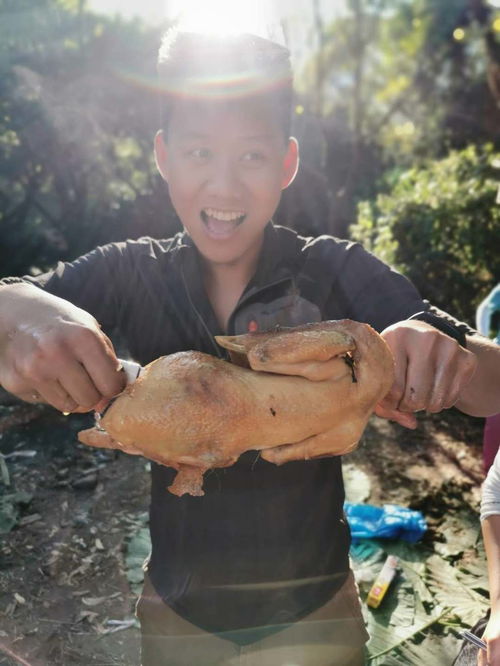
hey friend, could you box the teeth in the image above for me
[204,208,245,222]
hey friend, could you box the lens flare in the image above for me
[167,0,285,44]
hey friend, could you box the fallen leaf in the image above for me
[82,596,107,606]
[82,592,121,606]
[77,610,99,623]
[18,513,42,526]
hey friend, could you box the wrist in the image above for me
[407,310,467,348]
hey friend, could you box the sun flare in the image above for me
[167,0,285,43]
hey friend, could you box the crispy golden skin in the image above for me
[78,320,394,496]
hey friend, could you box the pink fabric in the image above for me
[483,413,500,473]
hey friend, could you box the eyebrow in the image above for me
[240,134,273,141]
[177,132,208,140]
[177,132,273,142]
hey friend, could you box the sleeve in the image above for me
[481,450,500,521]
[328,241,426,331]
[0,242,130,332]
[324,240,476,335]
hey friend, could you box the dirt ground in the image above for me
[0,402,487,666]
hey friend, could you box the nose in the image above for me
[205,156,242,199]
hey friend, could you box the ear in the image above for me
[281,137,299,190]
[154,130,169,182]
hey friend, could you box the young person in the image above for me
[479,452,500,666]
[0,30,499,666]
[452,449,500,666]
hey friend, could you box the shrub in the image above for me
[351,144,500,323]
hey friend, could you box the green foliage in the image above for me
[350,533,489,663]
[351,144,500,322]
[0,0,180,278]
[295,0,500,239]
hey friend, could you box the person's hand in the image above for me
[374,319,477,429]
[479,613,500,665]
[0,284,125,413]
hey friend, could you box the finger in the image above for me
[63,393,115,416]
[398,356,434,414]
[18,383,78,413]
[425,344,459,413]
[93,397,112,413]
[438,349,477,411]
[35,380,79,412]
[374,404,417,429]
[71,333,124,399]
[377,345,408,414]
[55,355,110,409]
[17,390,47,405]
[487,638,500,666]
[261,428,361,465]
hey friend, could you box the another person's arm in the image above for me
[479,452,500,666]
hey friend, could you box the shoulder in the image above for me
[271,225,360,262]
[301,233,362,259]
[285,228,382,276]
[76,233,186,273]
[97,233,184,259]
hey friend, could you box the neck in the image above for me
[203,243,262,332]
[203,232,264,289]
[203,257,254,290]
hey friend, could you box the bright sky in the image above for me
[87,0,343,24]
[87,0,167,23]
[87,0,345,65]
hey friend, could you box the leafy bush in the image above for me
[0,1,181,278]
[351,144,500,323]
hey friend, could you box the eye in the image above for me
[242,151,266,163]
[187,147,212,160]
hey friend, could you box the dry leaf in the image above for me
[82,596,107,606]
[82,592,121,606]
[18,513,42,526]
[77,610,99,623]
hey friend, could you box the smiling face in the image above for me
[154,98,298,273]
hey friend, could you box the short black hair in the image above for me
[157,29,293,139]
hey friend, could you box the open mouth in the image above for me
[201,208,247,238]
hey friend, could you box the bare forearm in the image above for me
[482,516,500,616]
[455,335,500,417]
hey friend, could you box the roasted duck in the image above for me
[78,320,394,496]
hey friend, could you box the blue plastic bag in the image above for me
[344,502,427,543]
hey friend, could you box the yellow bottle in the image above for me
[366,555,398,609]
